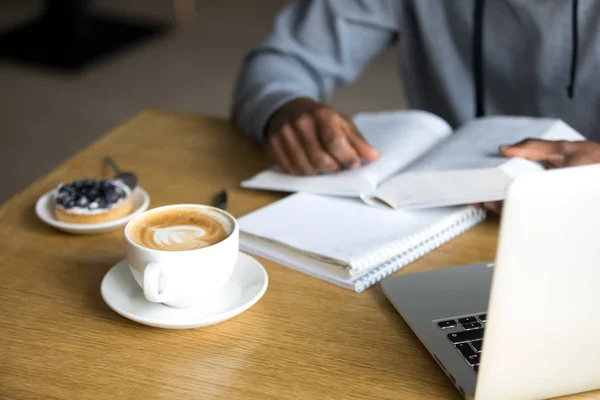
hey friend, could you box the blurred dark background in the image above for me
[0,0,404,203]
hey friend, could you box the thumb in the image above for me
[346,124,380,162]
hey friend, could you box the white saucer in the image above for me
[101,252,268,329]
[35,186,150,235]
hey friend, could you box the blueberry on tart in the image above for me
[54,179,133,224]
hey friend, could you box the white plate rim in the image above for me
[100,252,269,329]
[35,186,150,231]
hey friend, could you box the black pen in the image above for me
[213,190,228,210]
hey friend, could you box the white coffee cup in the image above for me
[124,204,239,308]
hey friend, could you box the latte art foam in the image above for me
[128,207,231,251]
[151,226,210,251]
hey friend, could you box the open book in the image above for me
[238,192,486,292]
[242,111,585,209]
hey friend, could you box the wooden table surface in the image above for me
[0,110,596,400]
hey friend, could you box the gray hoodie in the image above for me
[232,0,600,143]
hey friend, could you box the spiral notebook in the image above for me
[238,193,486,292]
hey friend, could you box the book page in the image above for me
[371,117,586,209]
[352,110,452,185]
[240,110,452,196]
[402,117,578,172]
[370,165,533,209]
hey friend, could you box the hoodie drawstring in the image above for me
[473,0,579,118]
[473,0,486,117]
[567,0,579,98]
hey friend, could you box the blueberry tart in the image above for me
[54,178,133,224]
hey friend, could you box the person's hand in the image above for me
[480,139,600,214]
[500,138,600,168]
[265,98,380,175]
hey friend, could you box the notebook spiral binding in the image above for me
[353,207,487,293]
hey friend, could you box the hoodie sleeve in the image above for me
[231,0,399,144]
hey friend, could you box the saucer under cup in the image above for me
[101,253,268,329]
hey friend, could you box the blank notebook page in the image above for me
[238,193,468,266]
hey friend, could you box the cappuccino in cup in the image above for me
[125,204,239,309]
[127,206,231,251]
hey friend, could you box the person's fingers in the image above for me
[294,115,340,173]
[267,134,294,174]
[319,128,361,169]
[345,121,381,162]
[482,201,503,215]
[315,113,361,169]
[280,125,317,175]
[500,139,571,167]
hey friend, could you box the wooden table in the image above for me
[0,110,594,399]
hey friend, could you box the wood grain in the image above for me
[0,110,596,400]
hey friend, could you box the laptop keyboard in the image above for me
[436,313,487,372]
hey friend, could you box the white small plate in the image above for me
[101,252,268,329]
[35,187,150,235]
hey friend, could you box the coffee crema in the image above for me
[128,207,231,251]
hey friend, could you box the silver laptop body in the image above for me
[382,164,600,400]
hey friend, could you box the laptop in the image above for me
[382,164,600,400]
